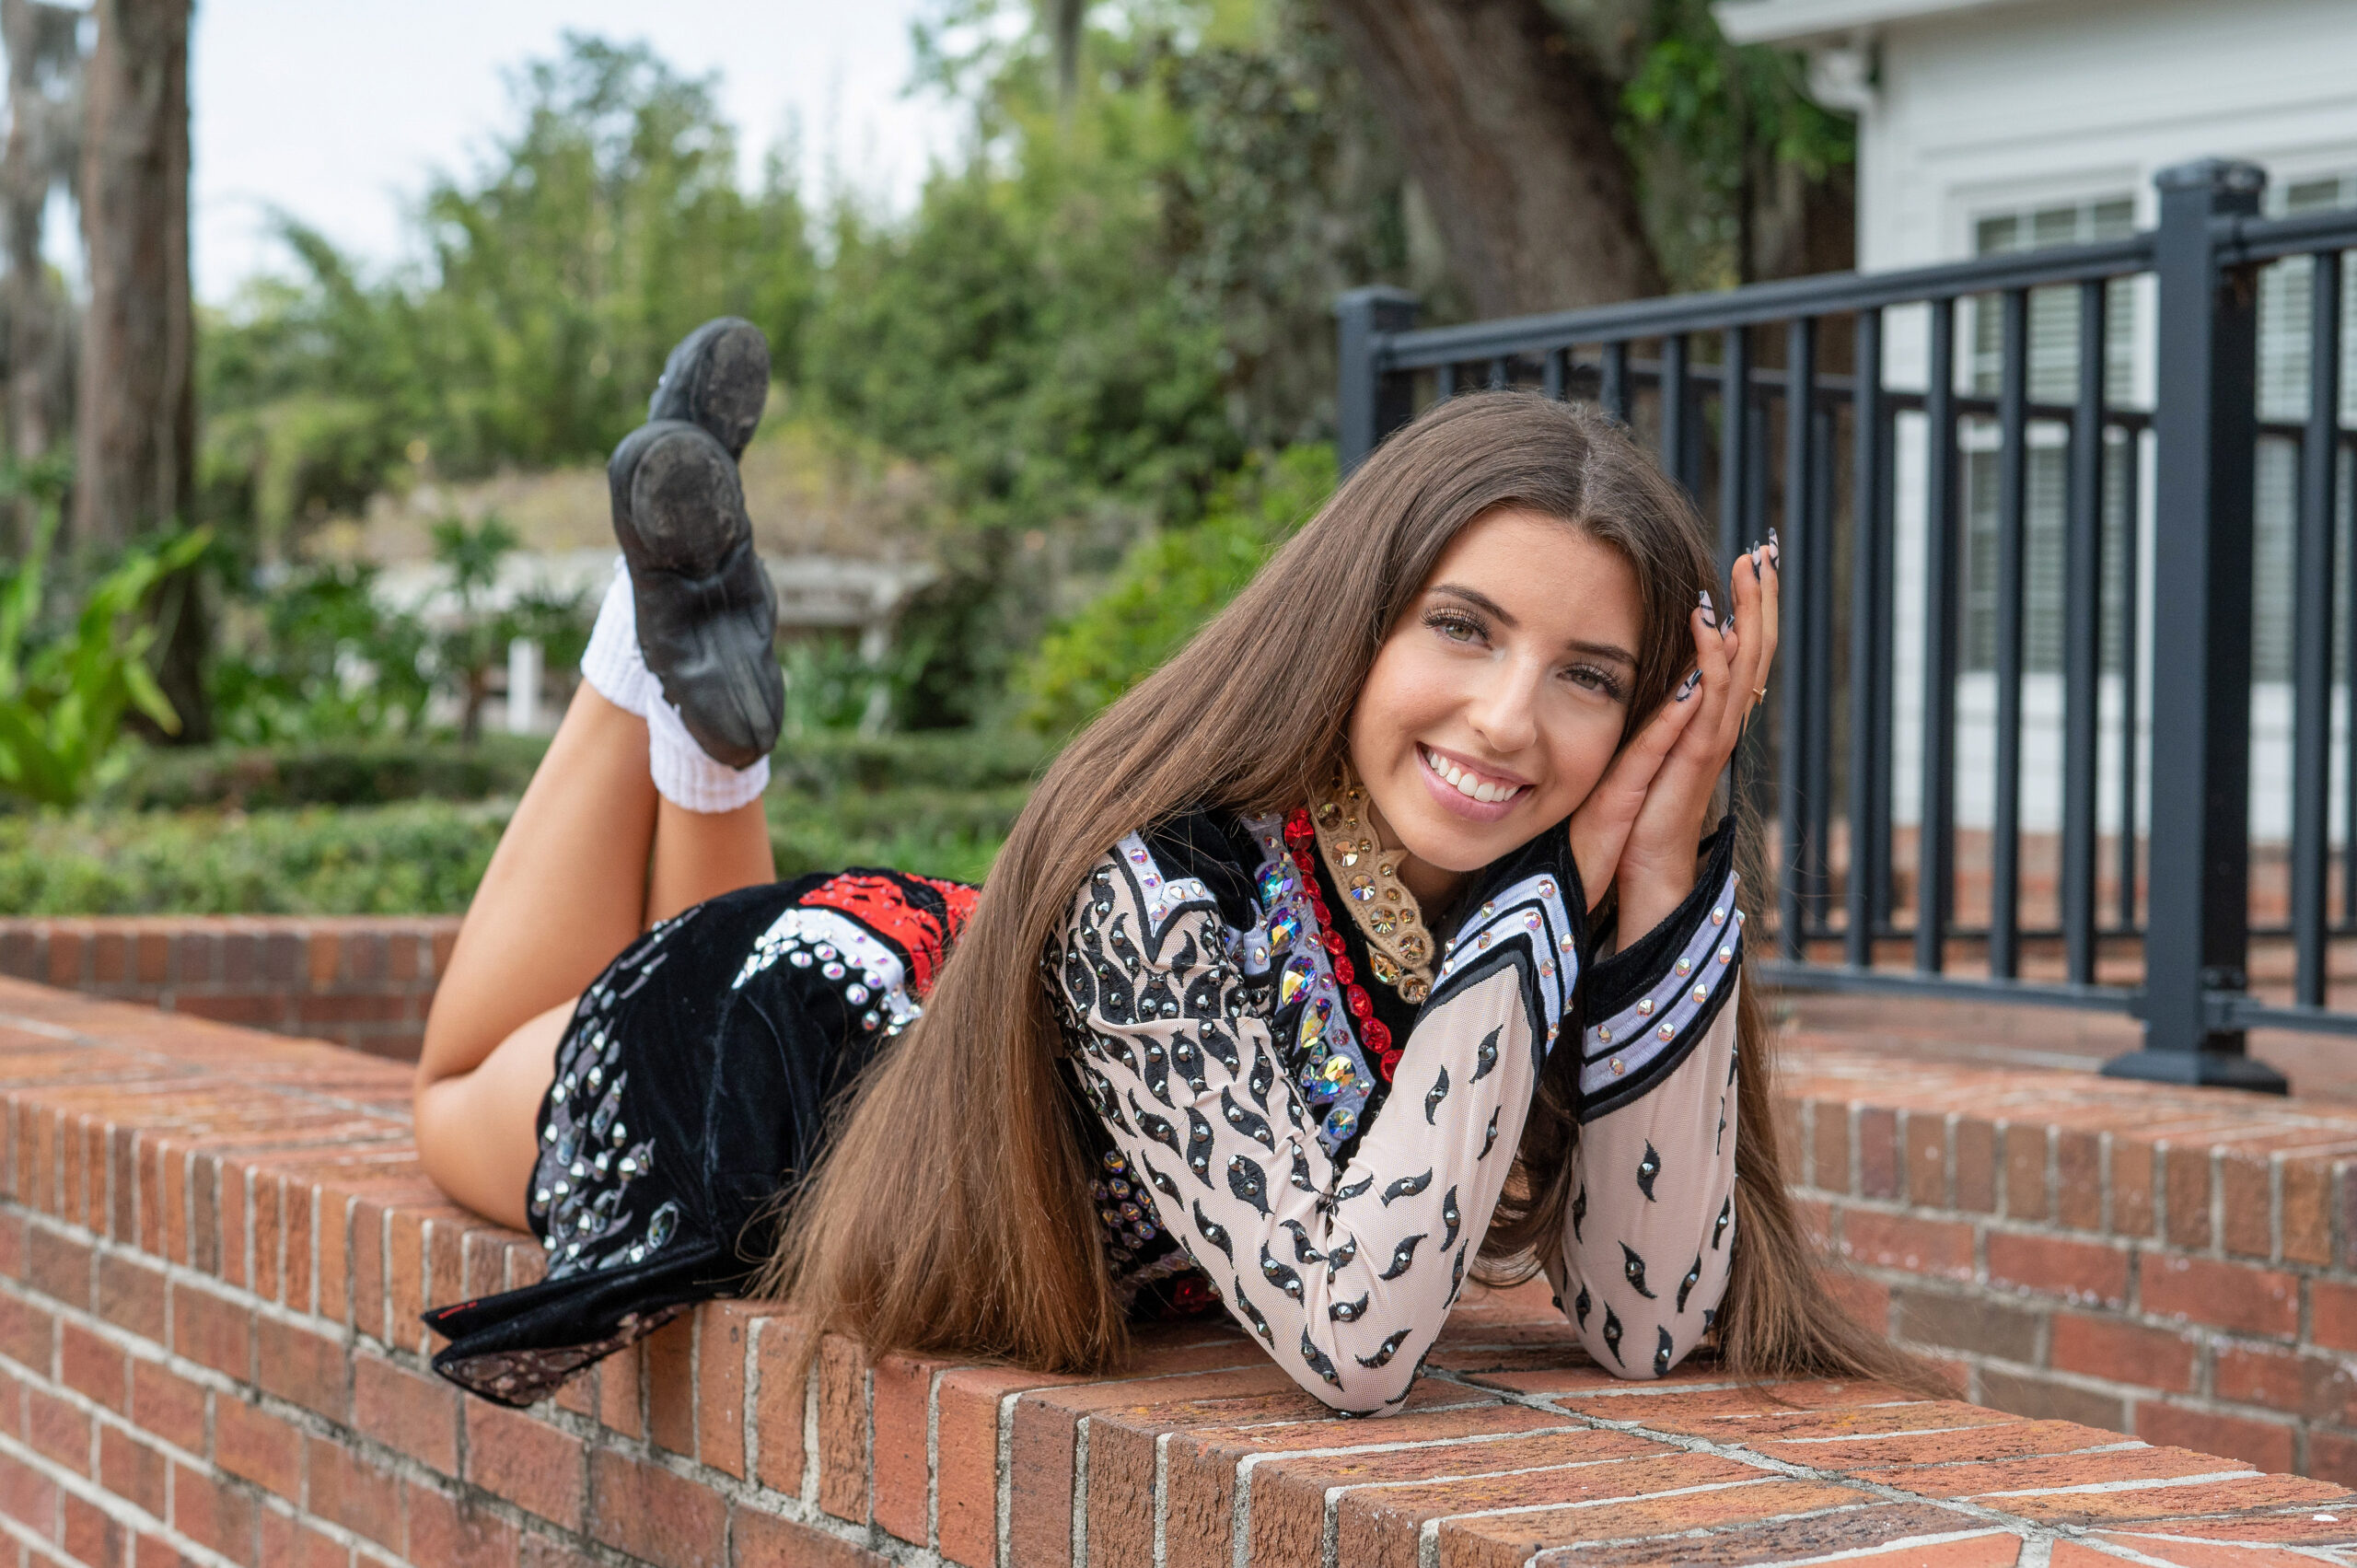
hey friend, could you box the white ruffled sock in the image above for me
[579,558,771,813]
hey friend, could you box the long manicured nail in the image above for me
[1698,589,1718,629]
[1766,528,1782,568]
[1675,668,1701,702]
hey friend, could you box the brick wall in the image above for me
[0,919,459,1062]
[6,978,2357,1564]
[1787,1046,2357,1489]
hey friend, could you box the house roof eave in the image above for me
[1713,0,2049,48]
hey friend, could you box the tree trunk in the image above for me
[1317,0,1663,318]
[0,0,83,551]
[75,0,206,741]
[75,0,192,547]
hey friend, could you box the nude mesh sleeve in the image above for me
[1051,839,1578,1415]
[1550,856,1744,1379]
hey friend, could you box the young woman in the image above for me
[415,320,1917,1413]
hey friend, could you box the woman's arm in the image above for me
[1550,834,1743,1377]
[1053,831,1580,1414]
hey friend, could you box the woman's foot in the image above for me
[607,418,784,771]
[647,317,770,459]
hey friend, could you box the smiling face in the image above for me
[1345,506,1643,906]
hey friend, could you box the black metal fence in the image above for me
[1336,159,2357,1092]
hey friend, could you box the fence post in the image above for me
[2102,158,2286,1092]
[1335,286,1421,475]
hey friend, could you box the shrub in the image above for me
[1015,444,1335,737]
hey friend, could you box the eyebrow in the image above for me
[1428,583,1640,668]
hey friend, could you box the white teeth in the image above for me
[1423,747,1522,805]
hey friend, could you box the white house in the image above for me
[1715,0,2357,845]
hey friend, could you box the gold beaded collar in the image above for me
[1308,763,1435,1004]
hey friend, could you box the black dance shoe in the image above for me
[607,418,784,769]
[646,317,770,459]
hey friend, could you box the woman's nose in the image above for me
[1464,665,1541,753]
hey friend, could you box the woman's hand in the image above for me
[1565,538,1782,940]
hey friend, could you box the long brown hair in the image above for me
[771,390,1931,1392]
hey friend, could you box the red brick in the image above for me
[306,1436,402,1551]
[216,1399,303,1500]
[173,1461,261,1564]
[2309,1428,2357,1489]
[729,1506,889,1567]
[1838,1210,1975,1280]
[2165,1145,2215,1249]
[2318,1279,2357,1353]
[751,1318,809,1497]
[386,1207,430,1351]
[351,1199,389,1342]
[590,1449,727,1568]
[1976,1368,2126,1433]
[131,1359,208,1452]
[2056,1130,2103,1231]
[256,1317,348,1422]
[284,1183,319,1315]
[2284,1159,2333,1266]
[259,1510,349,1568]
[2212,1341,2357,1423]
[405,1481,520,1568]
[463,1400,585,1530]
[1809,1098,1848,1191]
[58,1318,126,1411]
[2140,1255,2298,1338]
[352,1351,459,1474]
[27,1224,92,1306]
[2132,1401,2295,1475]
[936,1365,1073,1568]
[0,1448,54,1531]
[100,1426,168,1517]
[1859,1107,1899,1198]
[818,1336,870,1522]
[64,1490,126,1568]
[2223,1154,2273,1259]
[1998,1117,2055,1216]
[1904,1109,1949,1207]
[647,1312,696,1457]
[26,1383,91,1473]
[1985,1232,2129,1307]
[1820,1268,1891,1334]
[0,1292,49,1368]
[2112,1139,2156,1238]
[599,1334,644,1438]
[872,1353,937,1545]
[172,1282,252,1379]
[2049,1314,2199,1394]
[698,1304,755,1479]
[1955,1117,1997,1214]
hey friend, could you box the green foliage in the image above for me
[0,801,513,914]
[199,36,819,558]
[0,485,212,807]
[1016,442,1334,736]
[15,728,1049,912]
[103,735,551,811]
[1617,0,1856,287]
[205,563,435,744]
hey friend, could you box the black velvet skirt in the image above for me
[423,868,975,1406]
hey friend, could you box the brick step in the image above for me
[3,977,2357,1564]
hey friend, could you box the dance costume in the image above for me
[426,781,1743,1413]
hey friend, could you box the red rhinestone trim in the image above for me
[1283,808,1402,1082]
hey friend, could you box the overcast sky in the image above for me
[188,1,967,304]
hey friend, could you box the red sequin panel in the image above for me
[912,875,981,936]
[800,873,970,995]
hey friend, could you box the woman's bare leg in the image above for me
[413,684,778,1229]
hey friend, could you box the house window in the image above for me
[1960,195,2137,678]
[2253,173,2357,685]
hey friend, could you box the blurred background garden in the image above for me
[3,0,1846,914]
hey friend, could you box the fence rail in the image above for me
[1337,158,2357,1091]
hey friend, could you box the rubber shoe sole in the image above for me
[647,317,770,459]
[607,420,783,769]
